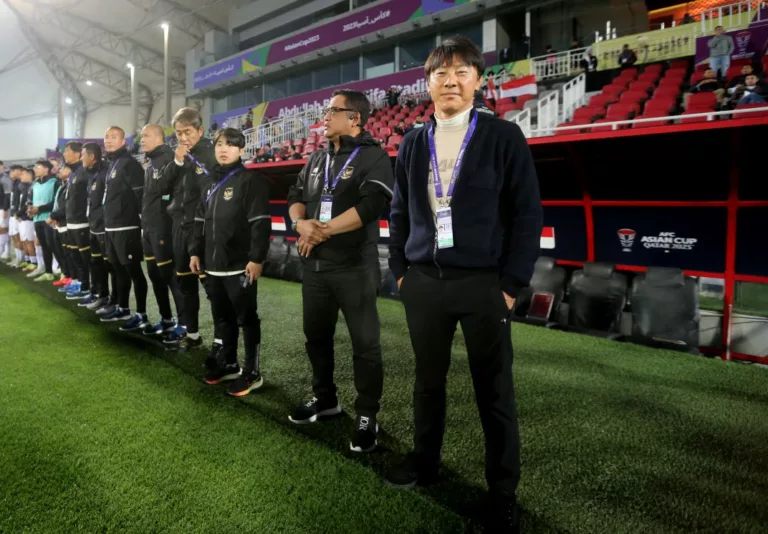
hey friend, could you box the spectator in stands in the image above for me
[708,26,734,79]
[618,44,637,69]
[394,120,406,136]
[253,147,274,164]
[685,68,725,108]
[727,64,756,90]
[581,46,598,72]
[545,44,555,54]
[682,12,695,24]
[264,143,274,156]
[407,116,426,132]
[570,39,581,50]
[734,74,768,105]
[386,86,401,108]
[387,35,542,533]
[286,88,394,454]
[284,145,302,160]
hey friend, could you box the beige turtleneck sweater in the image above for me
[427,107,472,218]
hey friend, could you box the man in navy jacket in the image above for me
[386,36,542,533]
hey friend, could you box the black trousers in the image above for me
[52,231,73,278]
[34,221,54,273]
[106,230,147,313]
[173,220,199,333]
[72,228,91,292]
[400,266,520,497]
[206,274,261,374]
[302,261,383,417]
[91,233,111,299]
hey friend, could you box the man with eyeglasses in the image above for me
[286,89,395,454]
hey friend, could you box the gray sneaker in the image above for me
[87,297,109,311]
[96,304,117,316]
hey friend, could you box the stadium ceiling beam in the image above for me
[1,0,86,137]
[122,0,227,43]
[0,45,37,75]
[19,0,186,91]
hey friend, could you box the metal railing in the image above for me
[510,107,532,138]
[531,48,587,81]
[700,1,766,33]
[562,73,587,122]
[537,90,560,136]
[524,105,768,138]
[243,108,325,158]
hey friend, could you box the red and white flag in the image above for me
[485,77,499,101]
[540,227,555,249]
[498,75,537,99]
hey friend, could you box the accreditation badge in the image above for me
[436,207,454,249]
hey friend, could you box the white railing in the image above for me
[531,48,587,81]
[524,105,768,137]
[700,1,765,33]
[510,107,532,137]
[562,73,587,122]
[244,108,325,158]
[537,90,560,136]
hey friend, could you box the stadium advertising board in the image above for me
[540,207,587,261]
[736,207,768,277]
[194,0,474,89]
[695,20,768,64]
[593,207,727,272]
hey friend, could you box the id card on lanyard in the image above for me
[103,155,128,205]
[319,146,361,223]
[205,166,243,204]
[428,112,477,249]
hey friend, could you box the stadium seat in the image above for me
[629,80,655,94]
[620,90,649,105]
[302,144,316,155]
[669,59,690,69]
[643,63,663,74]
[281,242,304,283]
[564,262,629,337]
[644,98,676,115]
[387,134,402,146]
[606,102,640,119]
[687,92,717,110]
[512,256,567,326]
[590,118,623,133]
[689,71,707,85]
[630,267,699,352]
[735,102,768,118]
[633,111,670,128]
[554,120,588,135]
[517,94,535,107]
[653,86,681,100]
[589,94,617,108]
[263,237,290,279]
[725,65,743,82]
[378,127,392,137]
[679,110,714,124]
[573,106,605,122]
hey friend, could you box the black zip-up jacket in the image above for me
[189,160,271,273]
[286,131,394,271]
[142,144,175,231]
[0,173,10,211]
[164,138,216,243]
[388,109,543,298]
[51,180,68,226]
[86,162,108,233]
[9,180,20,217]
[64,162,89,228]
[104,147,144,230]
[17,181,32,221]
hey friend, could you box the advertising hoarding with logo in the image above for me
[593,207,727,272]
[694,8,768,64]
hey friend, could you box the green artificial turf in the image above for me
[1,267,768,533]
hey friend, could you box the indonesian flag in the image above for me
[271,216,287,232]
[379,220,390,238]
[498,75,537,99]
[485,77,499,101]
[540,227,555,249]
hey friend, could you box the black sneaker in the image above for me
[489,493,520,534]
[350,415,379,453]
[288,397,342,425]
[176,335,203,353]
[202,363,241,385]
[226,371,264,397]
[385,453,441,489]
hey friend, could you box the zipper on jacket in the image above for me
[432,221,443,279]
[211,187,218,267]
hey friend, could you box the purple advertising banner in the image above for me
[194,0,473,90]
[695,9,768,63]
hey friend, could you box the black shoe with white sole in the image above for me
[202,363,241,385]
[350,415,379,453]
[385,453,441,489]
[288,397,342,425]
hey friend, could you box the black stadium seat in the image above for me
[512,256,567,326]
[282,242,304,283]
[263,237,289,279]
[377,245,399,299]
[629,267,699,352]
[564,262,628,339]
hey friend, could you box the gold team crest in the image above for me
[341,166,355,180]
[92,182,97,191]
[195,166,204,175]
[223,187,234,200]
[153,169,160,180]
[111,170,117,178]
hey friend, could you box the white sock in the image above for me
[52,258,59,272]
[28,255,36,264]
[15,249,22,261]
[0,234,8,255]
[187,332,200,341]
[214,338,223,345]
[35,246,44,268]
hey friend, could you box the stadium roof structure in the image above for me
[0,0,233,131]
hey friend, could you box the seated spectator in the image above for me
[407,116,426,132]
[684,68,725,108]
[394,120,406,136]
[734,73,768,105]
[283,145,303,160]
[264,143,274,156]
[727,65,757,90]
[253,147,274,164]
[618,44,637,69]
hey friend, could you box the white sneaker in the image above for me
[26,267,45,278]
[9,258,19,268]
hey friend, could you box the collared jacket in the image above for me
[103,147,144,230]
[142,144,175,231]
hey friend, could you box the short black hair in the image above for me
[173,107,203,129]
[35,160,53,171]
[82,142,102,162]
[0,160,3,166]
[107,126,126,139]
[65,141,83,153]
[424,35,485,79]
[22,167,34,176]
[212,128,245,149]
[331,89,371,128]
[10,164,22,171]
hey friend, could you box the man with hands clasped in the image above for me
[286,89,394,454]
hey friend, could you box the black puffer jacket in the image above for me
[142,144,175,231]
[103,147,144,230]
[64,162,89,228]
[86,162,108,233]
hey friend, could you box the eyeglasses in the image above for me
[323,107,355,117]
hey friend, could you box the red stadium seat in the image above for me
[687,92,717,111]
[689,71,706,85]
[372,121,383,130]
[404,117,414,126]
[573,106,606,122]
[607,102,640,116]
[664,67,687,78]
[633,111,670,128]
[644,64,663,73]
[695,63,709,72]
[735,102,768,118]
[669,59,690,69]
[629,80,656,93]
[620,90,649,104]
[378,127,392,137]
[554,119,589,135]
[653,86,681,100]
[302,144,316,154]
[589,118,624,133]
[644,98,676,115]
[725,66,743,82]
[517,94,535,106]
[589,94,615,108]
[387,134,403,146]
[679,111,714,124]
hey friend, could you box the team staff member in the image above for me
[190,128,271,395]
[163,107,221,353]
[62,142,93,300]
[386,37,542,533]
[29,160,58,282]
[286,89,394,454]
[7,166,24,267]
[100,126,149,327]
[82,143,115,313]
[138,124,184,336]
[48,164,78,291]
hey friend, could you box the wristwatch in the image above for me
[291,218,303,232]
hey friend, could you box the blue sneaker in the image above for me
[66,290,90,301]
[120,313,150,332]
[78,294,98,307]
[162,325,187,345]
[59,281,80,293]
[100,307,132,323]
[142,319,176,336]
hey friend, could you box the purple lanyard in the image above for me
[206,166,242,204]
[324,146,361,194]
[107,154,129,182]
[427,112,478,206]
[186,153,209,176]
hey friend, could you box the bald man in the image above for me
[138,124,184,336]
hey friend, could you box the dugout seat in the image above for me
[281,242,304,283]
[377,245,399,299]
[629,267,699,352]
[512,256,567,327]
[263,237,290,279]
[561,262,628,339]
